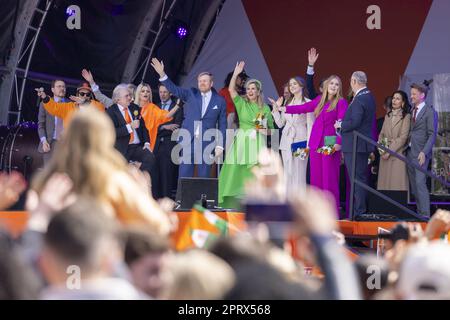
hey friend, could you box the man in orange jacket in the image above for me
[36,82,105,127]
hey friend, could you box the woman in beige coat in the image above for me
[377,90,411,191]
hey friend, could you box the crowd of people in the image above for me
[34,47,438,218]
[0,46,445,300]
[0,147,450,300]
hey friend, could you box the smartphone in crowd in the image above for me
[244,202,294,248]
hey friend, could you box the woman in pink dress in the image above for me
[273,75,348,213]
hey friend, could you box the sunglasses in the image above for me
[78,91,91,97]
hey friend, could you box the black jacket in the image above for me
[153,100,184,153]
[341,88,376,153]
[106,103,150,156]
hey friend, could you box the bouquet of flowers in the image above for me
[293,147,310,160]
[378,137,389,155]
[291,141,309,160]
[317,136,337,156]
[253,112,267,129]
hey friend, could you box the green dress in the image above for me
[218,95,274,209]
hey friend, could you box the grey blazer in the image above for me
[408,104,438,159]
[37,102,56,153]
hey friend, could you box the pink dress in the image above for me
[286,96,348,214]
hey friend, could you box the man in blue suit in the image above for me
[151,58,227,178]
[337,71,376,218]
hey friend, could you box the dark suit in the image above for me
[406,104,438,216]
[37,98,67,164]
[306,72,318,100]
[161,77,227,178]
[153,99,184,199]
[341,88,376,216]
[106,103,157,196]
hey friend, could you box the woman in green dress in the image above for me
[218,61,274,208]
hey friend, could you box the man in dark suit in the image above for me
[37,79,67,164]
[106,84,157,196]
[338,71,376,218]
[406,83,438,217]
[150,58,227,178]
[153,84,183,199]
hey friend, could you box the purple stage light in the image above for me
[66,7,76,16]
[176,27,188,39]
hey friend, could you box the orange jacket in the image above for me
[140,103,172,150]
[43,98,105,127]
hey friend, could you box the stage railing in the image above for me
[348,131,450,222]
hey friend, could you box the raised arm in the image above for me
[282,95,321,115]
[82,69,114,108]
[306,48,319,99]
[44,98,74,119]
[165,99,181,118]
[269,97,286,128]
[151,58,191,101]
[229,61,245,99]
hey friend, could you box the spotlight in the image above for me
[66,7,76,16]
[173,20,188,40]
[177,27,188,39]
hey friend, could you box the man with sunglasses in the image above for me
[36,82,105,127]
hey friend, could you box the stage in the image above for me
[0,210,426,244]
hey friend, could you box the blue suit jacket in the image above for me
[161,77,227,148]
[341,88,376,153]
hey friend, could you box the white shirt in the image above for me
[118,103,140,145]
[161,99,172,111]
[201,90,212,117]
[354,87,367,98]
[413,102,426,121]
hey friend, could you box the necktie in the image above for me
[123,107,134,143]
[201,94,208,118]
[412,107,418,123]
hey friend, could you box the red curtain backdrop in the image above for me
[243,0,433,117]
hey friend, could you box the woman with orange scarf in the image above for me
[135,83,181,151]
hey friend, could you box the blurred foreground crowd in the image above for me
[0,109,449,300]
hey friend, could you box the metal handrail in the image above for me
[348,131,450,222]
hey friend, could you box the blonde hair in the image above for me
[314,75,343,117]
[32,107,127,201]
[244,79,264,107]
[134,83,153,107]
[161,250,235,300]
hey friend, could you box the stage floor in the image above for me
[0,211,428,242]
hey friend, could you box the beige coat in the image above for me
[377,111,411,191]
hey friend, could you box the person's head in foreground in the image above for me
[159,249,235,300]
[38,198,143,300]
[395,242,450,300]
[123,226,170,299]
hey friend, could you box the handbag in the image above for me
[291,140,307,153]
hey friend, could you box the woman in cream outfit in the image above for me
[270,77,314,193]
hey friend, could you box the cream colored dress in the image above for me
[272,98,314,193]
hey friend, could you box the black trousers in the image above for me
[125,144,157,198]
[344,152,370,217]
[153,138,179,199]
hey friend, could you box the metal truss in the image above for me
[122,0,179,85]
[0,0,53,125]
